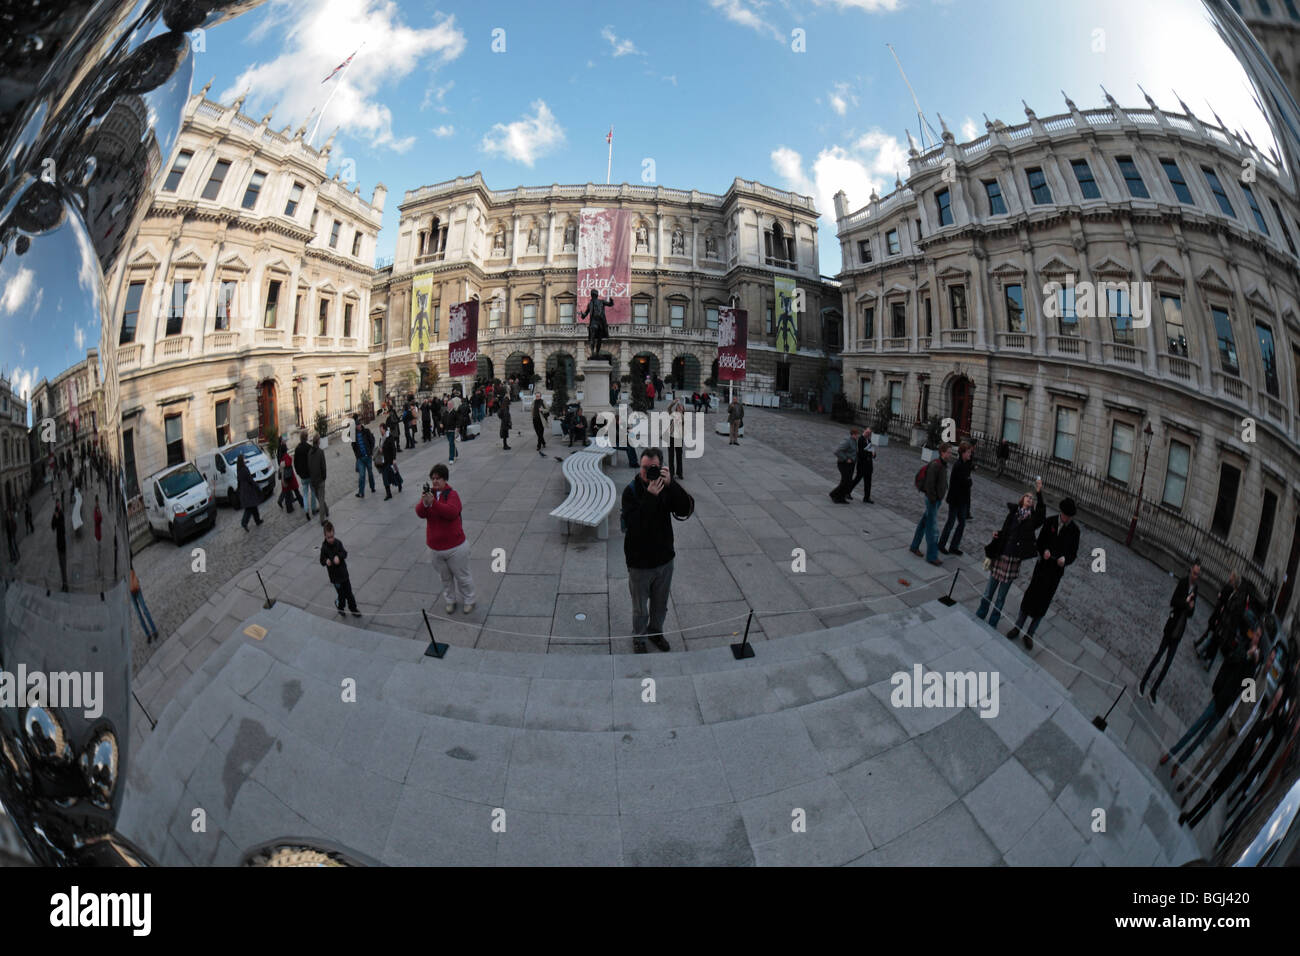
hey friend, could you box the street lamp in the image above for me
[1125,420,1156,548]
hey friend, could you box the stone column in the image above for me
[510,214,520,267]
[545,209,556,265]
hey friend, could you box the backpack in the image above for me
[281,460,293,482]
[914,462,929,492]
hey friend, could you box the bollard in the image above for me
[1093,685,1127,732]
[256,570,275,609]
[730,610,756,660]
[422,608,448,659]
[939,569,960,606]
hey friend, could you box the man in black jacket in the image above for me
[498,397,512,450]
[293,431,314,522]
[1194,571,1239,668]
[51,500,68,591]
[1008,497,1080,649]
[1161,616,1260,771]
[319,521,360,616]
[380,425,403,498]
[351,414,376,498]
[938,440,974,553]
[846,427,877,503]
[1140,559,1202,705]
[622,447,693,654]
[421,399,433,443]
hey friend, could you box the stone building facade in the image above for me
[1235,0,1300,106]
[835,95,1300,616]
[370,173,842,408]
[27,351,104,479]
[104,89,386,497]
[0,377,30,512]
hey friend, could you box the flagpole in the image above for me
[311,42,364,146]
[606,126,612,184]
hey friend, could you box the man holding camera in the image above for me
[621,448,694,654]
[416,464,476,614]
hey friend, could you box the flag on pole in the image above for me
[606,127,613,144]
[323,49,359,84]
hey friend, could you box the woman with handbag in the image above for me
[976,478,1045,628]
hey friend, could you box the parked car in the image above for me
[143,461,215,544]
[197,441,275,508]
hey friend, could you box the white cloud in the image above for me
[481,101,565,166]
[601,26,643,57]
[220,0,466,153]
[11,366,38,402]
[663,74,678,85]
[829,82,857,117]
[813,0,903,10]
[707,0,784,42]
[422,80,454,114]
[74,325,85,351]
[961,116,978,141]
[1,267,34,315]
[431,124,454,138]
[770,127,909,218]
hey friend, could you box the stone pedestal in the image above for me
[581,358,615,443]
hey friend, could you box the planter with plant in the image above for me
[314,411,329,441]
[872,397,894,447]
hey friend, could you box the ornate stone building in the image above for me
[835,95,1300,617]
[0,376,30,512]
[1234,0,1300,106]
[104,88,386,497]
[27,351,104,477]
[370,173,842,406]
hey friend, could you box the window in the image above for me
[1115,156,1149,199]
[488,302,503,328]
[1256,322,1279,396]
[1212,307,1238,374]
[372,317,383,345]
[215,400,231,446]
[1070,160,1098,200]
[351,231,362,257]
[284,181,303,217]
[241,170,266,210]
[293,293,303,335]
[344,380,353,413]
[1269,198,1297,255]
[263,280,280,329]
[1241,183,1269,234]
[949,285,968,329]
[122,429,139,499]
[1161,294,1187,356]
[670,303,685,328]
[318,298,330,337]
[889,381,902,416]
[858,240,873,263]
[859,378,872,410]
[558,302,574,324]
[310,209,318,232]
[1005,284,1025,332]
[1057,285,1079,336]
[201,159,231,201]
[163,151,192,192]
[329,220,341,248]
[1287,0,1299,21]
[318,383,328,416]
[1202,167,1235,217]
[1160,159,1193,204]
[1107,286,1134,345]
[862,306,874,339]
[935,188,953,226]
[343,302,354,338]
[1255,489,1278,563]
[1053,407,1079,461]
[918,382,930,420]
[706,306,719,330]
[1002,395,1023,444]
[886,229,900,255]
[119,280,144,344]
[522,303,537,326]
[633,301,649,326]
[166,279,190,336]
[924,297,933,337]
[1162,440,1191,508]
[1108,421,1135,483]
[1211,462,1241,537]
[1027,166,1054,204]
[765,306,774,334]
[984,178,1007,215]
[915,218,923,241]
[890,302,906,338]
[432,305,439,335]
[215,280,237,331]
[164,413,184,467]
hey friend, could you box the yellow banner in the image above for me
[774,276,798,354]
[410,274,434,352]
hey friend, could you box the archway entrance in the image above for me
[546,351,575,393]
[518,355,535,386]
[671,354,701,392]
[475,355,494,384]
[257,379,278,442]
[505,350,531,383]
[630,352,660,385]
[950,376,974,436]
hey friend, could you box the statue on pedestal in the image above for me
[580,288,613,357]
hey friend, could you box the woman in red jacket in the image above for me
[415,463,477,614]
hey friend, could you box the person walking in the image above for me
[995,438,1011,477]
[667,399,686,479]
[645,376,656,410]
[320,520,361,617]
[1007,497,1079,649]
[417,464,476,614]
[532,395,549,455]
[621,447,694,654]
[4,507,18,562]
[421,399,433,443]
[308,436,330,525]
[403,403,417,449]
[93,495,102,545]
[498,396,512,450]
[440,406,458,463]
[237,453,264,531]
[975,479,1046,627]
[277,440,303,514]
[1161,616,1260,773]
[23,500,33,535]
[379,425,404,498]
[1140,559,1202,705]
[829,427,860,503]
[51,499,68,591]
[293,431,315,521]
[129,566,160,643]
[352,415,377,498]
[938,441,974,554]
[910,443,956,564]
[1195,572,1239,668]
[846,427,876,503]
[727,396,743,445]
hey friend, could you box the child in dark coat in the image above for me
[320,521,359,616]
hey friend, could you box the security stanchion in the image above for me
[730,610,755,660]
[422,608,448,659]
[939,569,960,607]
[1093,685,1126,732]
[256,570,275,609]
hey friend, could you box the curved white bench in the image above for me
[550,446,617,539]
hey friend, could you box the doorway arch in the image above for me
[671,354,701,392]
[950,376,974,436]
[257,379,278,442]
[475,355,494,384]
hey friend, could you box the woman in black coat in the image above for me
[1009,498,1080,648]
[975,479,1044,628]
[531,396,549,455]
[939,440,974,555]
[498,398,512,450]
[237,454,263,531]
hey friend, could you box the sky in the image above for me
[1,0,1286,422]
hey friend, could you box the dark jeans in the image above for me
[446,432,457,461]
[1141,615,1187,696]
[847,461,872,499]
[278,486,302,512]
[241,506,262,529]
[628,559,673,638]
[356,457,375,495]
[332,577,358,613]
[1169,699,1227,763]
[831,460,855,499]
[535,425,546,450]
[911,498,943,563]
[669,441,684,478]
[976,573,1013,627]
[131,590,158,637]
[405,424,416,448]
[57,547,67,590]
[939,501,969,550]
[1012,610,1042,637]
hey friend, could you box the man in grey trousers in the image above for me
[621,447,694,654]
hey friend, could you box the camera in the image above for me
[645,465,662,482]
[423,483,431,494]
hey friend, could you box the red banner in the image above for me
[717,306,747,382]
[447,299,479,377]
[577,207,631,325]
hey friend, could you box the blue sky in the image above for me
[2,0,1283,419]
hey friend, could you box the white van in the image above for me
[197,441,276,508]
[143,462,215,544]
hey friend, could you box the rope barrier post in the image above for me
[256,570,275,609]
[730,610,755,660]
[939,569,960,607]
[1092,684,1126,732]
[422,608,448,659]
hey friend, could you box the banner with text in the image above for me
[410,273,434,353]
[447,299,479,377]
[717,306,748,382]
[577,207,631,325]
[774,276,798,354]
